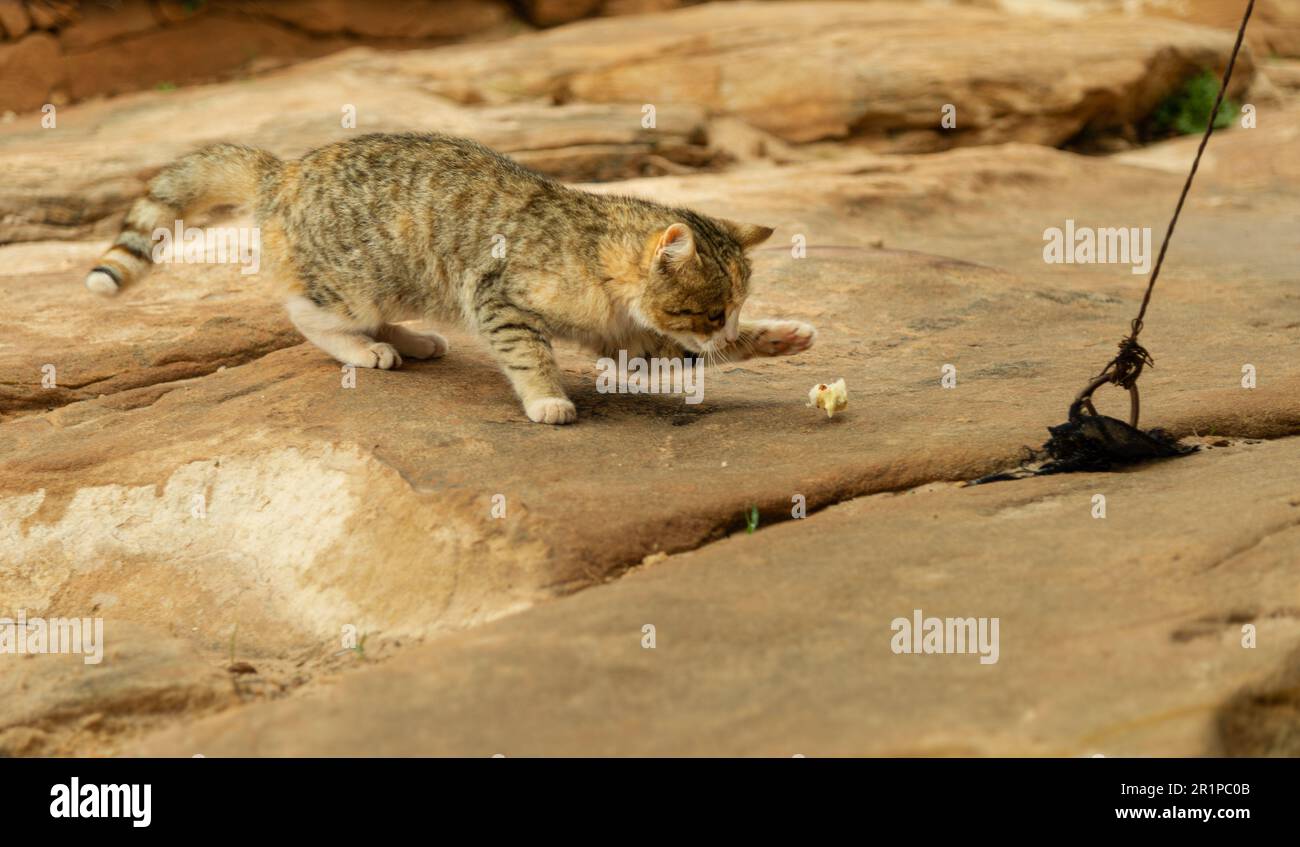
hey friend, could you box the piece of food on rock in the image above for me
[807,379,848,418]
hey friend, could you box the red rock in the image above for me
[0,32,62,112]
[0,0,32,39]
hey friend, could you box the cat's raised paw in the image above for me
[755,320,816,356]
[526,397,577,425]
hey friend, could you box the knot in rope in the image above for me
[1106,332,1154,391]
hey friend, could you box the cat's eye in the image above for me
[707,310,725,325]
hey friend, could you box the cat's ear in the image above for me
[655,223,696,267]
[721,219,775,250]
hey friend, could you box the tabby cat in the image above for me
[86,133,816,423]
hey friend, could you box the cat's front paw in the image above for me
[525,397,577,425]
[753,320,816,356]
[362,342,403,370]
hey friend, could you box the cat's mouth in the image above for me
[670,332,721,354]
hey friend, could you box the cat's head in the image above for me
[638,214,774,353]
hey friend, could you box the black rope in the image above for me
[1092,0,1256,395]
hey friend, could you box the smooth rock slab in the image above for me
[0,620,236,756]
[0,238,299,418]
[971,0,1300,59]
[128,436,1300,756]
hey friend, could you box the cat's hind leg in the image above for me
[377,323,448,360]
[285,295,402,369]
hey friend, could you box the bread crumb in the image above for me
[807,379,848,418]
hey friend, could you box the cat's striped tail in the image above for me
[84,143,280,296]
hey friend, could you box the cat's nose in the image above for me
[723,312,739,342]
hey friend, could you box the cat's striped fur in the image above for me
[86,133,815,423]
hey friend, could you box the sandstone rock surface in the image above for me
[4,133,1298,755]
[388,1,1257,151]
[2,0,1293,126]
[0,0,526,114]
[0,620,237,756]
[131,436,1300,756]
[1,0,1297,757]
[0,239,299,418]
[970,0,1300,59]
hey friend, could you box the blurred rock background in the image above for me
[2,0,1298,115]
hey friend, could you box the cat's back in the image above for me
[289,132,551,208]
[265,132,590,317]
[278,131,581,264]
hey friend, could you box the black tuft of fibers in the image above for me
[971,414,1196,484]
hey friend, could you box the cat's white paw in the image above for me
[526,397,577,425]
[754,320,816,356]
[361,342,402,370]
[85,270,120,296]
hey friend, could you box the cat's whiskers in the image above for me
[699,337,737,371]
